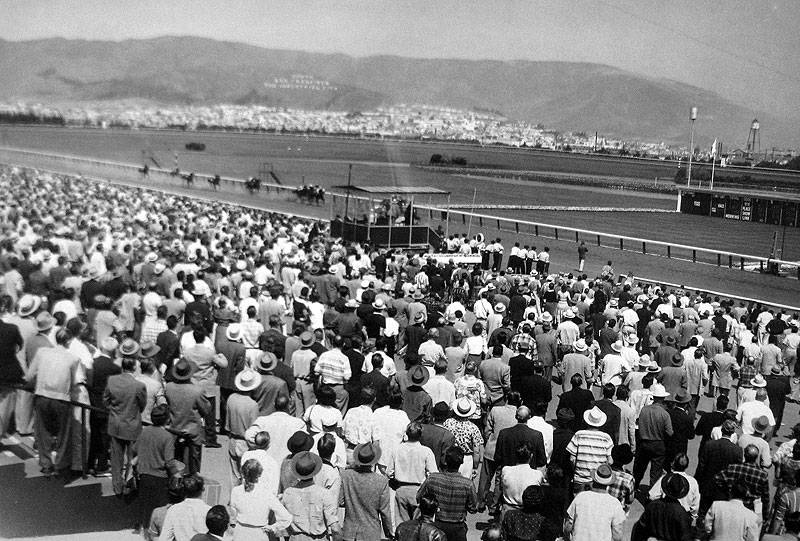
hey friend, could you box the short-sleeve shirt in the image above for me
[442,418,484,454]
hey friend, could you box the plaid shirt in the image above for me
[714,462,770,518]
[140,317,167,345]
[606,468,636,510]
[738,364,758,387]
[417,471,477,523]
[510,332,537,359]
[241,319,264,349]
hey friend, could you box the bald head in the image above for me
[516,406,531,423]
[744,444,760,464]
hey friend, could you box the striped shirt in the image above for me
[315,348,351,384]
[565,429,614,484]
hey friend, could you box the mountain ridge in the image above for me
[0,36,793,147]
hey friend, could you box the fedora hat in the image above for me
[290,451,323,480]
[541,313,553,323]
[139,340,161,358]
[119,338,141,358]
[609,299,618,308]
[752,415,771,433]
[235,369,262,392]
[432,401,450,418]
[287,431,314,454]
[257,351,279,372]
[625,334,639,345]
[145,251,158,263]
[353,443,382,467]
[407,364,430,387]
[17,294,41,317]
[153,262,166,275]
[412,290,425,301]
[661,473,690,500]
[671,353,684,365]
[300,331,314,347]
[771,366,784,375]
[170,358,195,382]
[611,340,624,353]
[592,464,616,486]
[584,406,607,428]
[372,298,386,310]
[494,302,506,313]
[651,383,670,398]
[564,308,575,319]
[100,336,119,354]
[452,397,477,418]
[226,323,242,342]
[572,339,588,352]
[413,312,426,324]
[344,299,359,309]
[664,335,677,346]
[750,374,767,388]
[671,391,691,404]
[35,311,54,332]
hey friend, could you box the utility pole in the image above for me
[687,107,697,187]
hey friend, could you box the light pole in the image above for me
[687,107,697,187]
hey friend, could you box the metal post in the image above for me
[687,107,697,186]
[81,407,88,478]
[445,193,451,239]
[344,164,353,240]
[408,195,414,246]
[367,196,372,242]
[466,188,477,238]
[710,142,717,191]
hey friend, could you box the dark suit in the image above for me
[165,381,211,474]
[695,436,742,514]
[694,410,725,453]
[664,405,694,471]
[594,398,621,444]
[88,355,120,472]
[509,354,551,409]
[766,374,792,431]
[189,533,223,541]
[104,372,146,495]
[361,369,390,408]
[495,423,547,469]
[214,335,247,433]
[534,331,558,382]
[550,426,575,480]
[184,300,213,334]
[156,330,180,381]
[252,374,291,416]
[557,388,595,432]
[419,422,456,470]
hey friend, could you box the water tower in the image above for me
[745,119,761,163]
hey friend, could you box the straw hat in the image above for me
[35,311,54,332]
[17,295,41,317]
[139,340,161,359]
[452,397,477,418]
[235,369,262,392]
[170,359,195,382]
[564,308,575,319]
[572,339,588,352]
[119,338,141,358]
[257,351,279,372]
[226,323,242,342]
[494,303,506,313]
[750,374,767,388]
[651,383,670,398]
[592,464,616,486]
[583,406,607,428]
[611,340,624,353]
[300,331,314,348]
[372,298,386,310]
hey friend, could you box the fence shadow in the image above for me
[0,463,137,538]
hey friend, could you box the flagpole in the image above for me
[710,151,716,191]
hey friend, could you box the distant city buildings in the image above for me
[0,101,792,161]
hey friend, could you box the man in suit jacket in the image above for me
[165,359,211,474]
[156,316,181,381]
[88,337,121,474]
[252,353,292,416]
[695,419,742,517]
[104,341,147,496]
[594,383,622,444]
[214,322,247,435]
[535,321,558,383]
[557,373,596,432]
[494,406,547,470]
[185,328,228,448]
[360,354,391,409]
[419,401,456,470]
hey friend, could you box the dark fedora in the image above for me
[290,451,323,480]
[170,359,195,382]
[287,431,314,454]
[407,364,430,387]
[661,473,690,500]
[353,443,382,467]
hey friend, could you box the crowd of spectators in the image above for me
[0,164,798,541]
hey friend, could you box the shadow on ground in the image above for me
[0,463,137,538]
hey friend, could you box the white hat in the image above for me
[651,383,670,398]
[235,369,262,392]
[564,308,575,319]
[145,252,158,263]
[226,323,242,342]
[750,374,767,388]
[572,339,588,352]
[452,397,477,418]
[611,340,624,353]
[583,406,607,428]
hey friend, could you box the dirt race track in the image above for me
[0,126,798,308]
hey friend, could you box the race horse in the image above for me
[181,172,195,187]
[208,174,221,190]
[295,185,326,205]
[245,177,261,194]
[138,164,150,178]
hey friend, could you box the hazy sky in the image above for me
[2,0,799,118]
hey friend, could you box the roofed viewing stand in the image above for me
[329,185,450,249]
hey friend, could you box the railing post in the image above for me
[619,239,624,250]
[555,228,559,240]
[667,245,671,258]
[535,225,539,236]
[81,407,88,479]
[642,242,646,254]
[728,255,732,268]
[717,254,721,266]
[575,231,579,242]
[692,250,697,263]
[596,235,600,246]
